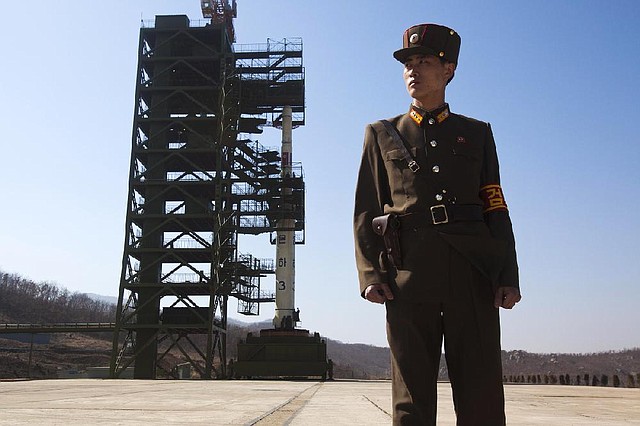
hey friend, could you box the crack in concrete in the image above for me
[362,394,391,418]
[246,382,322,426]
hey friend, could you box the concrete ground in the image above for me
[0,379,638,425]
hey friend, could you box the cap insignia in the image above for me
[409,33,419,44]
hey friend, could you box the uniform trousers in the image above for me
[385,245,505,426]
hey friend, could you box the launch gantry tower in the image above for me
[110,2,305,379]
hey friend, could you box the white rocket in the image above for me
[273,106,297,329]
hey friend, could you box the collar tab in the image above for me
[409,103,450,126]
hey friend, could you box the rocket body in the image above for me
[273,106,296,329]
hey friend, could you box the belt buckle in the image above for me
[408,160,420,173]
[430,204,448,225]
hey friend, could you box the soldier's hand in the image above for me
[364,283,394,304]
[494,286,521,309]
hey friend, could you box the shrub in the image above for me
[601,374,609,387]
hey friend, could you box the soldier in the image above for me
[353,23,521,425]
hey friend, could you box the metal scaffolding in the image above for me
[110,12,305,379]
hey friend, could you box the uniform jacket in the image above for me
[354,103,519,300]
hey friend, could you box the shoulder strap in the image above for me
[380,120,420,173]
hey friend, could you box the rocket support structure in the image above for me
[234,106,330,379]
[273,106,297,329]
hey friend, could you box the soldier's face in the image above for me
[403,54,453,102]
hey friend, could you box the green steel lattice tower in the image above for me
[110,9,305,379]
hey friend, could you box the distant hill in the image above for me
[0,271,115,324]
[1,269,639,385]
[323,339,391,379]
[86,293,118,305]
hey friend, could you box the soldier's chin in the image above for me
[407,88,421,98]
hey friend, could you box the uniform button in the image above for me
[428,118,435,125]
[435,194,443,201]
[430,140,438,147]
[442,189,447,194]
[432,165,440,173]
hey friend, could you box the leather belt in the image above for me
[398,204,484,227]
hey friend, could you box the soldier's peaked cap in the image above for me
[393,23,461,64]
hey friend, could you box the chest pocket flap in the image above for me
[452,143,481,162]
[385,146,418,162]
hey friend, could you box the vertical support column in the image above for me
[273,106,296,329]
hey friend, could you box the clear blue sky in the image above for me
[1,0,639,354]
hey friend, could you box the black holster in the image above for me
[372,214,402,268]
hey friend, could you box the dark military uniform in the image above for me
[353,23,519,426]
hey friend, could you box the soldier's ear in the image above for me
[443,62,456,85]
[443,62,456,80]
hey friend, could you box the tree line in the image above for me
[504,372,640,388]
[0,270,116,324]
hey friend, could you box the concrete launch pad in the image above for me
[0,379,638,425]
